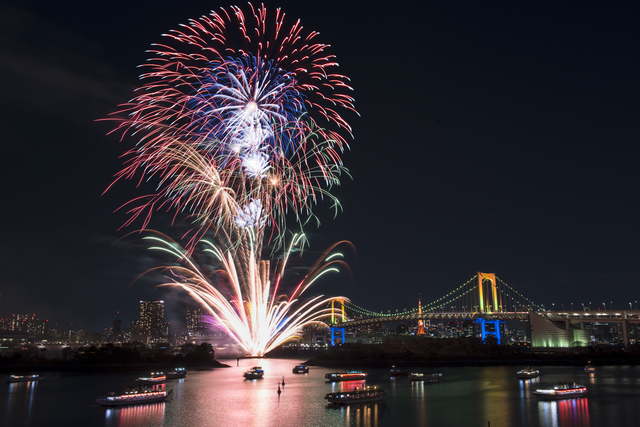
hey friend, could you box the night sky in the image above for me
[2,1,639,332]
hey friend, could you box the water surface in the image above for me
[2,359,639,426]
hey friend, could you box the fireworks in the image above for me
[107,4,356,238]
[146,233,349,356]
[107,4,356,356]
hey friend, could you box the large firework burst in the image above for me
[107,4,356,240]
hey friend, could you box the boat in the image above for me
[165,368,187,379]
[244,366,264,379]
[7,374,42,383]
[325,385,386,404]
[135,372,166,385]
[292,364,309,374]
[533,382,588,398]
[517,367,540,378]
[390,366,408,376]
[325,370,368,381]
[585,363,597,373]
[408,372,442,381]
[97,387,172,406]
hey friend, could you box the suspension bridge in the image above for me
[326,272,640,348]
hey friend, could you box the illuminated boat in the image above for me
[7,374,42,383]
[390,366,408,376]
[292,364,309,373]
[135,372,166,385]
[325,385,386,404]
[165,368,187,379]
[408,372,442,381]
[325,370,368,381]
[517,367,540,378]
[244,366,264,379]
[533,382,587,398]
[584,363,596,373]
[96,388,172,406]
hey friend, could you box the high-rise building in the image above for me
[186,306,205,337]
[139,301,165,342]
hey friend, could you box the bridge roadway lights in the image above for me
[330,327,346,347]
[475,318,504,344]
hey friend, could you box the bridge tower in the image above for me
[417,294,425,335]
[478,272,501,313]
[330,299,346,346]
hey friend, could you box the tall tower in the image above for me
[417,294,425,335]
[139,300,165,342]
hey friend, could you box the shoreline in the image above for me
[0,359,231,373]
[304,354,640,369]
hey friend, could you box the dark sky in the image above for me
[1,1,639,332]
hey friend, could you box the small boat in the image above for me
[7,374,42,383]
[292,364,309,374]
[390,366,408,376]
[517,367,540,378]
[244,366,264,379]
[325,385,386,404]
[585,363,596,373]
[325,370,368,382]
[408,372,442,381]
[135,372,166,385]
[165,368,187,379]
[97,387,172,406]
[533,382,588,398]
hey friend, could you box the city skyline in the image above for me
[2,1,640,331]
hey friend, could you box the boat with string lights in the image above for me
[408,372,442,381]
[533,382,587,398]
[96,387,172,406]
[244,366,264,379]
[325,370,368,381]
[135,373,166,385]
[390,366,408,376]
[517,367,540,378]
[325,385,386,404]
[165,368,187,379]
[292,364,309,373]
[7,374,43,383]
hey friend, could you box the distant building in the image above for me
[186,306,206,337]
[137,301,166,343]
[10,314,47,336]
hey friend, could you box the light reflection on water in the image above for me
[2,362,640,426]
[538,398,590,427]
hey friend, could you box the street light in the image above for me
[603,302,606,311]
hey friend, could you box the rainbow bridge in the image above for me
[327,272,640,348]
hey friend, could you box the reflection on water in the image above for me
[538,398,590,427]
[6,380,38,425]
[104,402,166,427]
[328,400,383,427]
[331,380,366,392]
